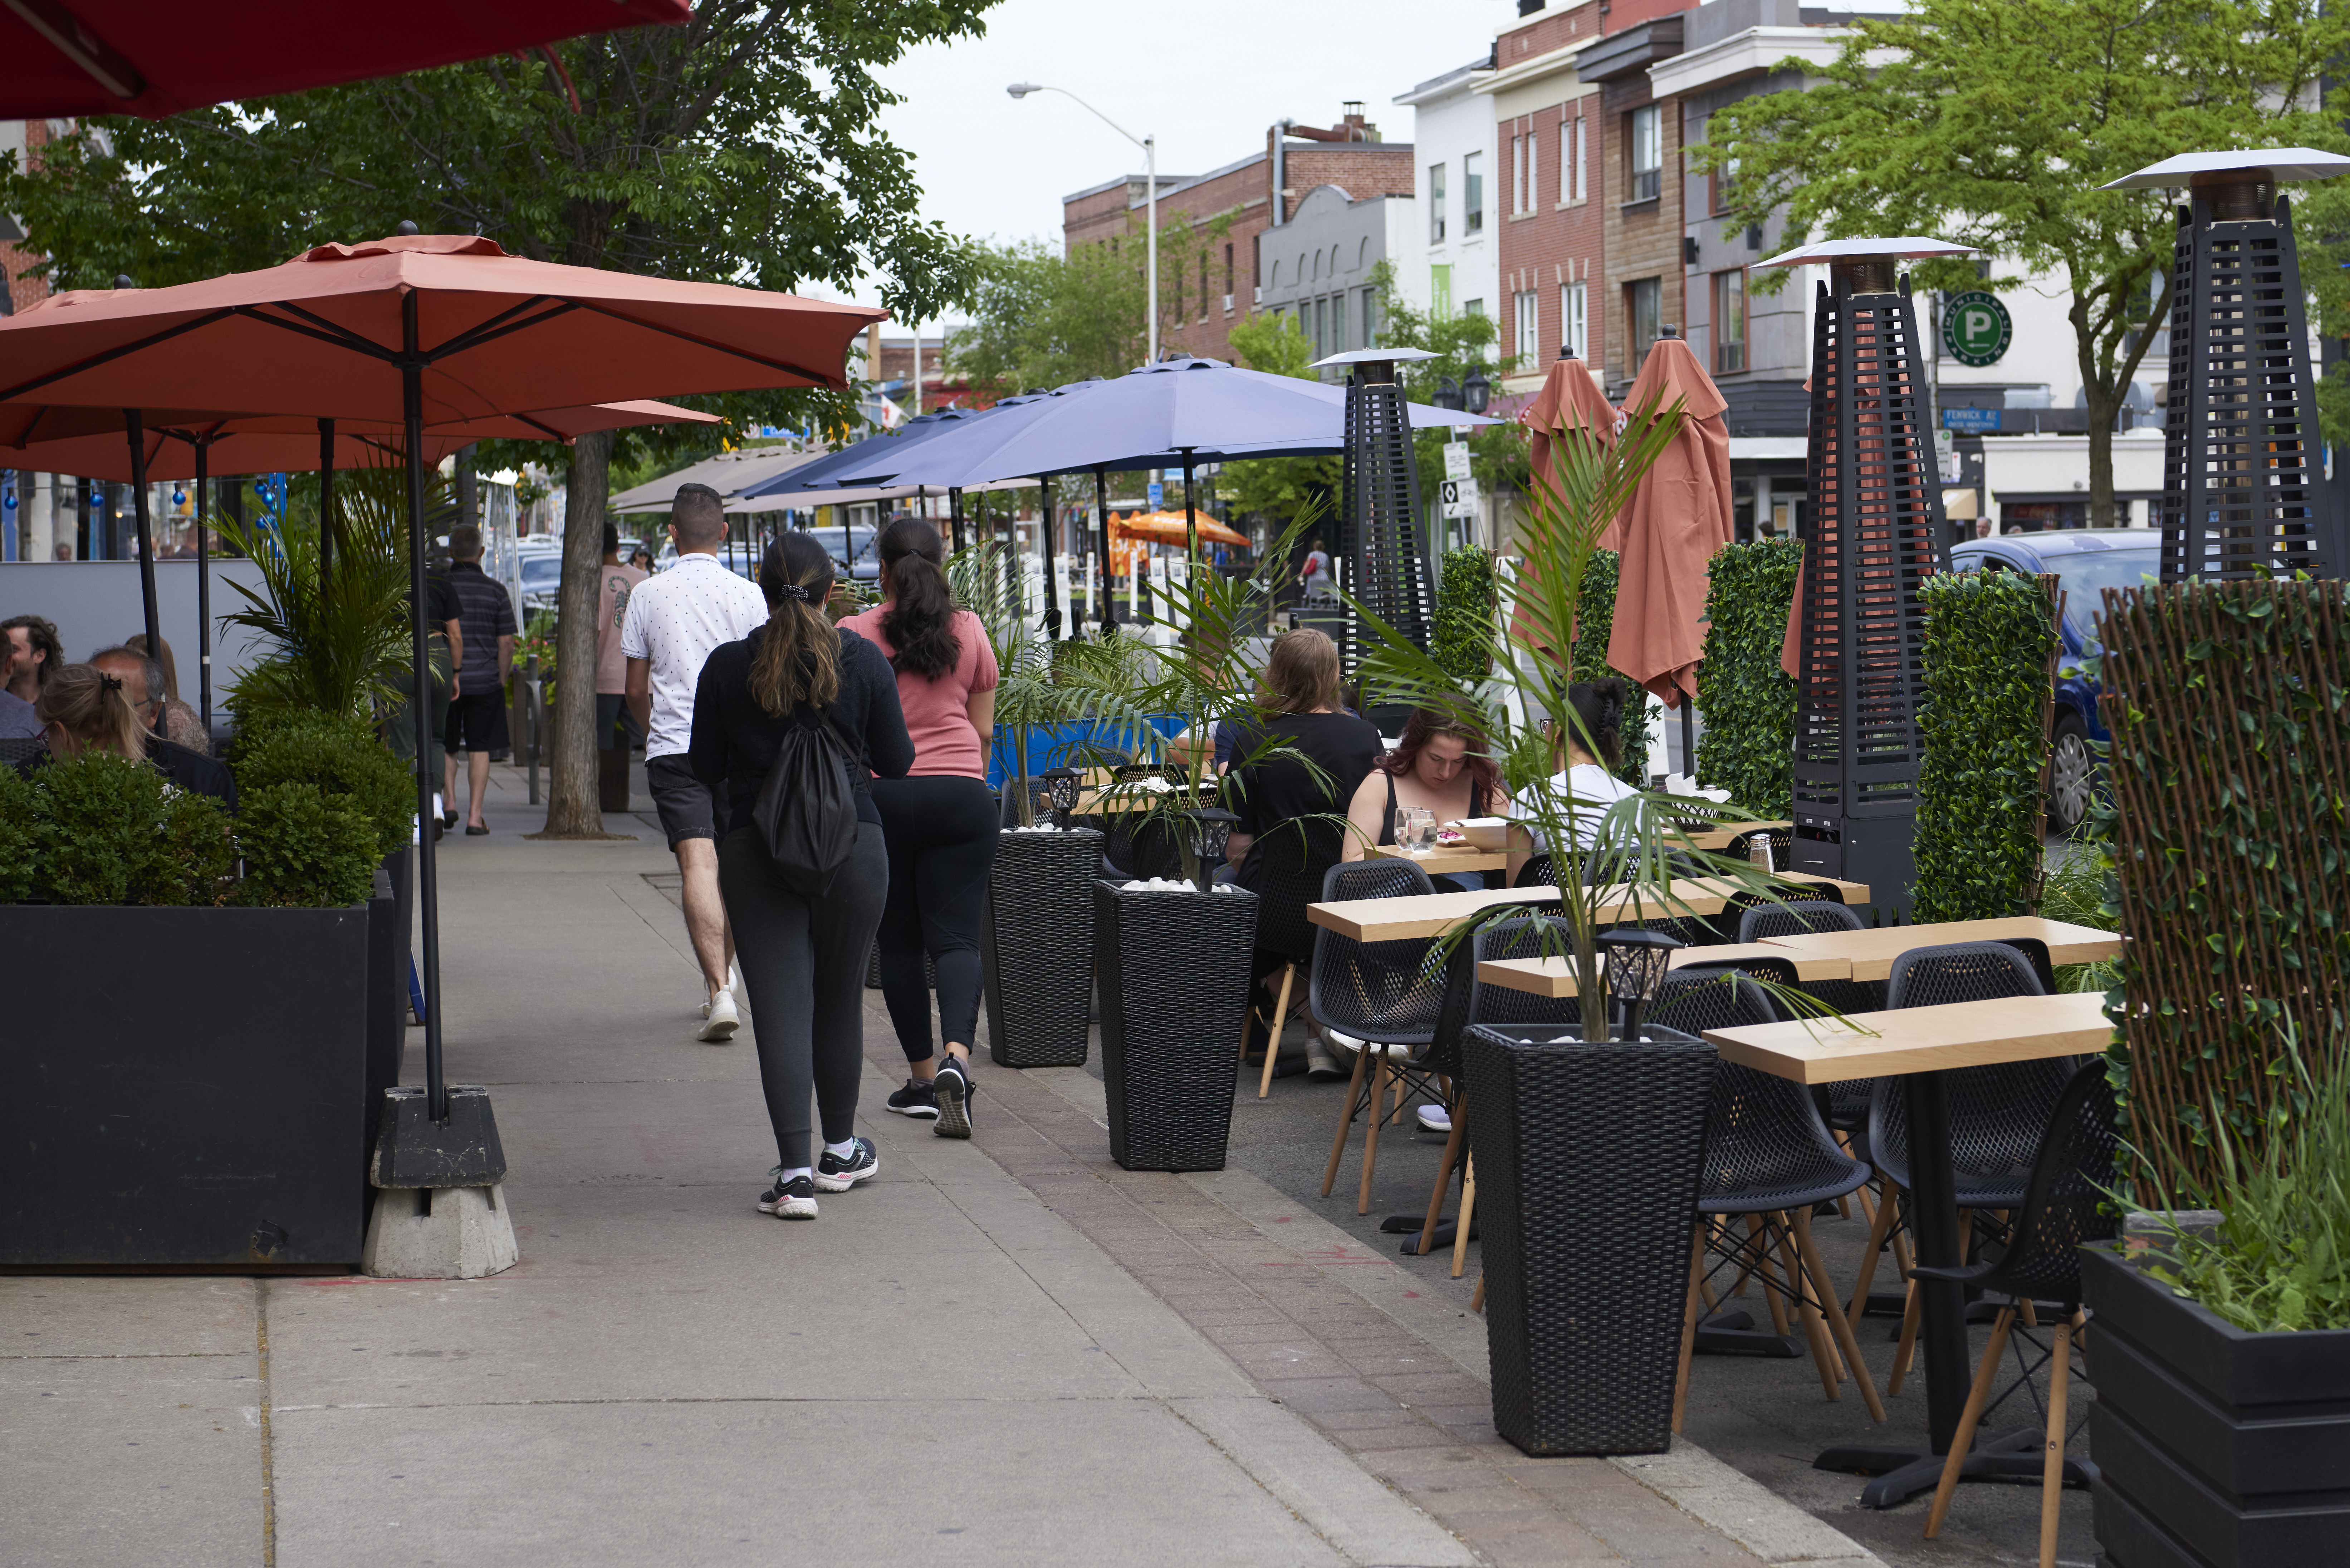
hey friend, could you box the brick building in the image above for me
[1,119,58,316]
[1061,108,1415,365]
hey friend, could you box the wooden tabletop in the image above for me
[1307,873,1872,945]
[1679,819,1794,852]
[1754,917,2121,982]
[1476,941,1854,998]
[1702,989,2112,1084]
[1369,843,1512,872]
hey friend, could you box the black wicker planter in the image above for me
[0,903,373,1268]
[1462,1022,1715,1456]
[2084,1244,2350,1567]
[981,827,1102,1068]
[1093,879,1257,1171]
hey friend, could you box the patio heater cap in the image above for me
[1596,926,1685,1039]
[1041,766,1083,829]
[1756,235,1974,297]
[2099,147,2350,223]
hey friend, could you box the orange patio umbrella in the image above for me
[1111,508,1249,549]
[1510,349,1617,662]
[0,229,882,1138]
[1611,330,1735,777]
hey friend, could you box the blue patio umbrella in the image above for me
[731,403,998,571]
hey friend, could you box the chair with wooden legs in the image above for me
[1658,971,1888,1431]
[1313,860,1447,1216]
[1236,832,1343,1098]
[1914,1063,2119,1568]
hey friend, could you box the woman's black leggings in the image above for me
[868,773,999,1061]
[718,823,887,1170]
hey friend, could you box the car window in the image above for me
[519,556,562,587]
[2047,549,2159,633]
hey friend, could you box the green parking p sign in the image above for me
[1942,290,2011,367]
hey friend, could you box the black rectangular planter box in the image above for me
[0,904,373,1269]
[981,827,1102,1069]
[1093,879,1257,1171]
[2084,1244,2350,1567]
[1463,1022,1714,1456]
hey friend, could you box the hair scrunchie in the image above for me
[98,673,124,693]
[775,582,812,603]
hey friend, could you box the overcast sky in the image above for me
[812,0,1519,319]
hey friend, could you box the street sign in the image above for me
[1941,290,2012,367]
[1440,477,1481,520]
[1146,480,1163,509]
[1934,428,1960,482]
[1442,444,1472,482]
[1942,405,2000,434]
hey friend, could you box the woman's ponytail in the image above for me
[1563,678,1628,771]
[750,532,841,715]
[876,518,961,680]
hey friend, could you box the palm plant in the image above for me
[220,460,439,733]
[1349,397,1828,1040]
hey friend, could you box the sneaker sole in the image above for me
[698,1015,739,1043]
[756,1194,818,1218]
[813,1152,881,1193]
[933,1073,973,1139]
[886,1101,940,1119]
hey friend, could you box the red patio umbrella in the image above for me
[1610,331,1735,778]
[0,229,881,1140]
[1,0,690,121]
[1510,350,1617,664]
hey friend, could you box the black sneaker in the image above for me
[934,1056,975,1139]
[756,1169,817,1219]
[886,1078,939,1119]
[814,1136,880,1193]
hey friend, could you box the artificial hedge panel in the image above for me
[1694,538,1803,815]
[1912,570,2058,924]
[2099,580,2350,1194]
[1434,546,1497,684]
[1567,549,1655,785]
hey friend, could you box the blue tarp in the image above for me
[986,715,1186,792]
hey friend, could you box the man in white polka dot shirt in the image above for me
[622,483,771,1041]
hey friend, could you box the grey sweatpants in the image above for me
[718,822,888,1170]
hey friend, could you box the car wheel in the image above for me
[2048,710,2098,835]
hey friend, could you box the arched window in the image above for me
[1307,251,1316,281]
[1330,245,1342,275]
[1269,259,1282,289]
[1357,238,1369,271]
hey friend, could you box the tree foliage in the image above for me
[1695,0,2350,523]
[1367,261,1530,500]
[1219,312,1340,526]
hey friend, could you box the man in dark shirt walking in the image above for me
[441,524,517,836]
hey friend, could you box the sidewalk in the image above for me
[3,770,1884,1568]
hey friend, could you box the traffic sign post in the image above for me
[1442,444,1472,482]
[1440,476,1481,520]
[1940,289,2012,367]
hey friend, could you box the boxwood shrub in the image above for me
[1433,546,1497,684]
[233,710,413,861]
[1,751,236,906]
[1913,570,2056,923]
[1566,549,1655,785]
[1695,538,1803,815]
[232,783,382,908]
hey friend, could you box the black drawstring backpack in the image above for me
[752,706,861,897]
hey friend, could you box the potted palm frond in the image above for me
[1347,395,1837,1456]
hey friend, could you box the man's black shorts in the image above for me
[444,690,505,753]
[645,754,717,848]
[596,693,641,752]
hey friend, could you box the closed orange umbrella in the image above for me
[1609,334,1734,715]
[1111,508,1249,548]
[1512,351,1617,657]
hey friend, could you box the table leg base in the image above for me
[1694,1311,1802,1359]
[1814,1430,2099,1509]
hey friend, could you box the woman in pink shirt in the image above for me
[840,519,1000,1138]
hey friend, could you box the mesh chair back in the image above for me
[1886,940,2044,1010]
[0,736,41,766]
[1737,900,1865,945]
[1994,937,2058,995]
[1103,812,1186,881]
[1699,1039,1873,1213]
[1249,832,1345,964]
[1468,917,1586,1031]
[1648,968,1784,1038]
[1866,1053,2080,1200]
[1309,859,1445,1046]
[1964,1062,2121,1307]
[1513,852,1557,889]
[1732,826,1796,865]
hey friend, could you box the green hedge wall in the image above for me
[1568,549,1654,785]
[1433,546,1496,685]
[1913,571,2057,924]
[1695,538,1802,815]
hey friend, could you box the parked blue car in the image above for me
[1949,526,2162,833]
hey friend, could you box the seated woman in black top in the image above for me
[27,662,237,809]
[688,532,914,1221]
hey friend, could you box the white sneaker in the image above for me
[1416,1103,1451,1134]
[699,987,740,1042]
[1306,1040,1344,1080]
[1323,1029,1366,1058]
[729,959,749,1019]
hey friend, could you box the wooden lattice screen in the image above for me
[2099,579,2350,1193]
[1788,277,1945,915]
[2160,193,2336,582]
[1342,373,1434,661]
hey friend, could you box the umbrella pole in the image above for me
[1039,475,1060,640]
[1680,698,1697,787]
[318,418,336,618]
[123,411,162,702]
[195,443,211,739]
[1094,466,1115,631]
[949,486,962,555]
[1181,449,1199,566]
[402,298,450,1125]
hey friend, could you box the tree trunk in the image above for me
[2084,394,2120,530]
[543,429,612,836]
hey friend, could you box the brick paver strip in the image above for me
[866,1022,1767,1567]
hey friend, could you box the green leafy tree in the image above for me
[1220,312,1340,529]
[1696,0,2350,526]
[4,1,997,836]
[1367,261,1530,500]
[950,237,1147,393]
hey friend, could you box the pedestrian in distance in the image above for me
[623,483,770,1041]
[688,531,912,1219]
[839,518,1000,1138]
[1299,536,1335,604]
[439,523,517,836]
[594,524,648,756]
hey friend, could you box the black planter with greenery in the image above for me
[981,826,1102,1068]
[1463,1022,1715,1456]
[1093,879,1257,1171]
[0,904,373,1267]
[2084,1244,2350,1567]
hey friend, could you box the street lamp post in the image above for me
[1009,83,1156,365]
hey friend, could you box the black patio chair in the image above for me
[1915,1062,2118,1567]
[1239,829,1346,1099]
[0,735,41,766]
[1313,858,1448,1215]
[1737,900,1881,1131]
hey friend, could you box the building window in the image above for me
[1512,134,1525,215]
[1527,127,1538,214]
[1199,256,1209,321]
[1627,277,1661,369]
[1562,280,1588,360]
[1429,163,1446,242]
[1710,152,1738,217]
[1463,295,1486,357]
[1628,105,1661,204]
[1315,296,1328,357]
[1463,152,1484,234]
[1431,263,1453,319]
[1570,115,1586,203]
[1514,289,1540,365]
[1363,287,1380,348]
[1713,269,1747,374]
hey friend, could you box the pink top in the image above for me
[839,605,999,778]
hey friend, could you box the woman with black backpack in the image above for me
[689,532,913,1220]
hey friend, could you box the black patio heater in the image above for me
[1757,236,1973,926]
[1312,346,1440,688]
[2100,148,2350,581]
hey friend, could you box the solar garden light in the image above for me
[1178,806,1239,891]
[1041,766,1083,830]
[1597,926,1685,1041]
